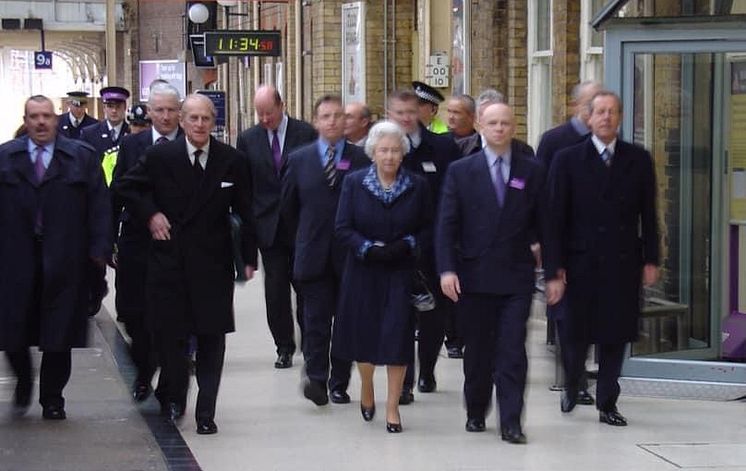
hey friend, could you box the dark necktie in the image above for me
[323,146,337,188]
[34,146,46,233]
[72,118,79,128]
[601,148,612,167]
[155,136,169,145]
[494,157,506,207]
[272,130,282,174]
[193,149,204,183]
[111,129,118,143]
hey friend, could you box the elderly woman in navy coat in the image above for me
[333,121,432,433]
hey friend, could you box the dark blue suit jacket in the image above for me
[536,120,587,169]
[80,120,130,160]
[547,138,659,343]
[57,113,97,140]
[402,124,462,210]
[436,144,548,296]
[281,141,369,281]
[236,118,317,248]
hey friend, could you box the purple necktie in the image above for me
[34,146,46,233]
[271,130,282,174]
[155,136,169,145]
[34,146,46,183]
[494,157,506,207]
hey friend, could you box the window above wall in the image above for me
[593,0,746,25]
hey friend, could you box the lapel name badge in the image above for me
[421,161,437,173]
[509,178,525,190]
[336,160,351,171]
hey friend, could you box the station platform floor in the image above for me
[1,270,745,471]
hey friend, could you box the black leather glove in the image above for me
[386,239,411,259]
[365,245,390,263]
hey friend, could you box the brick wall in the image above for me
[551,0,581,126]
[507,0,528,138]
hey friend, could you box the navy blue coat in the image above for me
[280,141,370,281]
[547,138,659,343]
[535,120,588,169]
[0,135,112,351]
[236,118,317,248]
[80,120,131,160]
[110,129,183,318]
[57,113,97,140]
[402,124,462,210]
[333,168,432,364]
[436,145,548,296]
[113,136,257,335]
[536,119,589,320]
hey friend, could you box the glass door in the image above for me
[604,32,746,382]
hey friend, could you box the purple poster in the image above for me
[139,60,187,101]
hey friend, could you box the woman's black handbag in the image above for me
[410,270,436,312]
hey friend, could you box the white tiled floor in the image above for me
[150,273,746,471]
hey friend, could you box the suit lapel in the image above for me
[499,152,530,225]
[582,139,611,192]
[167,138,195,197]
[10,145,37,187]
[470,152,501,224]
[185,139,231,220]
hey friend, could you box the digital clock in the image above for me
[204,30,281,57]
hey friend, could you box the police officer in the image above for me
[80,86,131,160]
[57,91,97,140]
[412,81,448,135]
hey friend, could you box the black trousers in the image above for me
[460,292,532,431]
[298,276,351,392]
[4,237,72,409]
[156,331,226,421]
[444,300,463,350]
[404,272,447,389]
[555,317,589,392]
[260,244,303,355]
[5,350,71,408]
[565,340,625,412]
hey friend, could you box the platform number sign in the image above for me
[34,51,52,70]
[425,54,449,88]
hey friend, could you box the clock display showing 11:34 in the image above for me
[204,31,282,57]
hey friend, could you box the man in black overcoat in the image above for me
[236,85,317,369]
[281,95,370,406]
[536,80,601,407]
[546,90,660,426]
[0,95,112,420]
[111,83,184,402]
[114,94,257,435]
[437,103,560,444]
[386,89,462,403]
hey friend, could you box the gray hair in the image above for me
[182,93,217,119]
[571,80,603,101]
[450,94,476,115]
[476,88,506,117]
[364,120,410,159]
[150,83,181,102]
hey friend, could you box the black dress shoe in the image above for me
[196,418,218,435]
[599,409,628,426]
[398,388,414,405]
[274,352,293,369]
[165,402,184,421]
[465,418,486,432]
[501,427,527,444]
[303,379,328,406]
[417,376,436,393]
[42,405,66,420]
[132,381,151,402]
[360,404,375,422]
[330,389,351,404]
[447,346,464,359]
[560,391,577,413]
[386,422,402,433]
[576,389,595,406]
